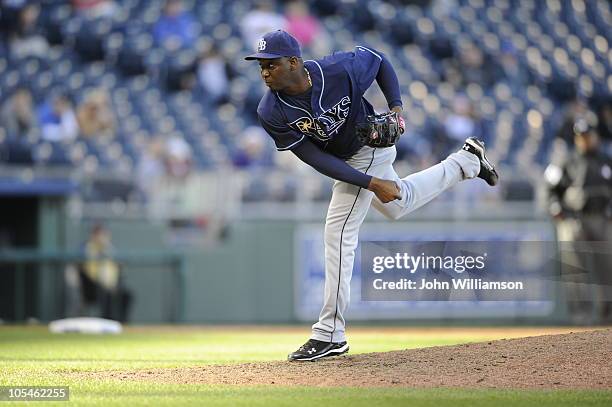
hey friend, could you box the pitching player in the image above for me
[245,30,499,361]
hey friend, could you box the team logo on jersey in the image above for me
[317,96,351,135]
[257,39,266,51]
[289,117,329,141]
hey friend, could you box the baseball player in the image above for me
[245,30,499,361]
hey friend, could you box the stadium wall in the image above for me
[62,218,564,325]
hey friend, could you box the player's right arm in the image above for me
[292,139,401,203]
[366,177,403,203]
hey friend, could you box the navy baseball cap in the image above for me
[244,30,301,60]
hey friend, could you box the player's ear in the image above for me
[288,56,299,71]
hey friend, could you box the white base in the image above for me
[48,317,122,334]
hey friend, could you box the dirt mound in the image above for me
[99,329,611,389]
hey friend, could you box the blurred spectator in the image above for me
[284,1,321,48]
[595,99,612,144]
[152,0,198,50]
[547,74,577,103]
[6,1,49,59]
[37,93,79,142]
[0,86,36,138]
[493,42,532,87]
[76,88,116,138]
[72,0,118,19]
[0,0,22,39]
[555,98,593,147]
[137,136,166,200]
[395,123,437,169]
[309,0,339,17]
[460,42,495,87]
[392,17,417,47]
[165,133,192,179]
[197,45,231,104]
[79,223,132,322]
[240,0,286,50]
[350,2,375,32]
[165,51,198,91]
[545,119,612,323]
[232,126,273,169]
[445,42,495,88]
[441,96,483,147]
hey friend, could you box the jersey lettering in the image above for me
[317,96,351,135]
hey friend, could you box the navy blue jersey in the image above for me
[257,46,401,159]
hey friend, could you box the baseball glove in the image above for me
[355,111,405,148]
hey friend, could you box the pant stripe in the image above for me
[330,148,377,342]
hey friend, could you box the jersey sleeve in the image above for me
[376,55,403,109]
[292,137,372,188]
[352,46,384,94]
[352,46,402,108]
[258,115,306,151]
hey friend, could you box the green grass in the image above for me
[0,326,609,406]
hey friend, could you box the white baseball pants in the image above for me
[311,145,480,343]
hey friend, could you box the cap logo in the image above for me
[257,39,267,51]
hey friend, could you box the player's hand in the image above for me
[391,106,405,134]
[368,177,402,203]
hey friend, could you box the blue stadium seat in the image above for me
[1,0,610,179]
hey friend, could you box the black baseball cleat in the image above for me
[461,137,499,186]
[287,339,349,361]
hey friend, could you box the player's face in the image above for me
[258,58,293,91]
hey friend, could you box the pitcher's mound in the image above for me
[103,329,611,389]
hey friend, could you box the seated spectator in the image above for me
[240,0,286,50]
[0,86,36,138]
[197,45,231,104]
[445,41,495,88]
[439,96,484,153]
[0,0,22,39]
[494,42,532,87]
[37,93,79,142]
[165,133,192,179]
[77,88,116,138]
[72,0,118,19]
[137,136,166,201]
[547,74,577,103]
[309,0,338,17]
[7,1,49,59]
[284,1,321,48]
[232,126,273,169]
[164,49,198,91]
[152,0,198,50]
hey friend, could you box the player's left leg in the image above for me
[372,138,496,220]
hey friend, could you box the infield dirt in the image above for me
[96,329,611,389]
